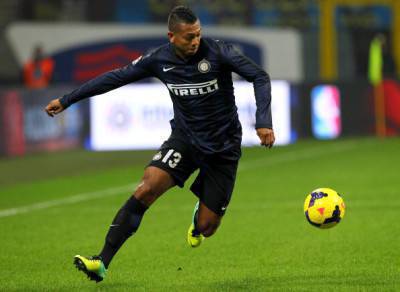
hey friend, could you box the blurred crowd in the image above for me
[0,0,398,86]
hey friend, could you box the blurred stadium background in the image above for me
[0,1,399,291]
[0,0,399,155]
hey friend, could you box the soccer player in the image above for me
[45,6,275,282]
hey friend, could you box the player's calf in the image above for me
[196,202,222,237]
[99,196,148,267]
[187,206,220,248]
[98,167,174,268]
[196,218,221,237]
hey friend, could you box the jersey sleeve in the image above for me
[59,54,154,108]
[220,42,272,129]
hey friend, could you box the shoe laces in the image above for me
[191,229,201,237]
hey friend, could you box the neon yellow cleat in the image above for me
[187,202,204,248]
[73,255,107,282]
[187,223,204,247]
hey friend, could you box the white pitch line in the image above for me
[0,184,136,218]
[0,141,356,218]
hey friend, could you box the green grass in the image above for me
[0,137,399,291]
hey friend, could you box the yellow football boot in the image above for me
[187,201,204,247]
[187,223,204,247]
[73,255,107,282]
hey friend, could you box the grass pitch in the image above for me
[0,137,399,291]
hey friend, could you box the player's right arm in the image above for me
[45,98,64,117]
[44,55,153,116]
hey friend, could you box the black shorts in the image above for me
[148,130,240,216]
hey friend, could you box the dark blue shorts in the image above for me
[148,129,240,216]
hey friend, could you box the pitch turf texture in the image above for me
[0,137,399,291]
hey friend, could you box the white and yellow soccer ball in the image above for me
[304,188,345,229]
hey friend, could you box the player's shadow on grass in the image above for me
[98,283,145,291]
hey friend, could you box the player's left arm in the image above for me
[220,42,275,148]
[256,127,275,148]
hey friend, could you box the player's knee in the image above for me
[134,181,157,206]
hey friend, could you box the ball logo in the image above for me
[317,207,325,215]
[198,59,211,73]
[308,191,328,207]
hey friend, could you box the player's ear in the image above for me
[167,31,174,43]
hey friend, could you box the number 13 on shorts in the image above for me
[161,149,182,168]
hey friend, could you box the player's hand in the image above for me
[45,98,64,117]
[256,128,275,148]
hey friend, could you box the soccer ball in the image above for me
[304,188,345,229]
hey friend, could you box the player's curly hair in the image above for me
[168,6,198,32]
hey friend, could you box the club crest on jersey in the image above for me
[167,79,219,96]
[198,59,211,73]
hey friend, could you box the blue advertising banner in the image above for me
[7,24,303,82]
[0,87,87,156]
[51,37,263,83]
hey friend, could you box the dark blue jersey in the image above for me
[60,38,272,158]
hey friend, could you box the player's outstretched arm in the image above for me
[49,54,154,112]
[44,98,64,117]
[256,128,275,148]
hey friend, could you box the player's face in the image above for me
[168,20,201,58]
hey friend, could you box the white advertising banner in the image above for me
[90,81,291,150]
[7,23,302,82]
